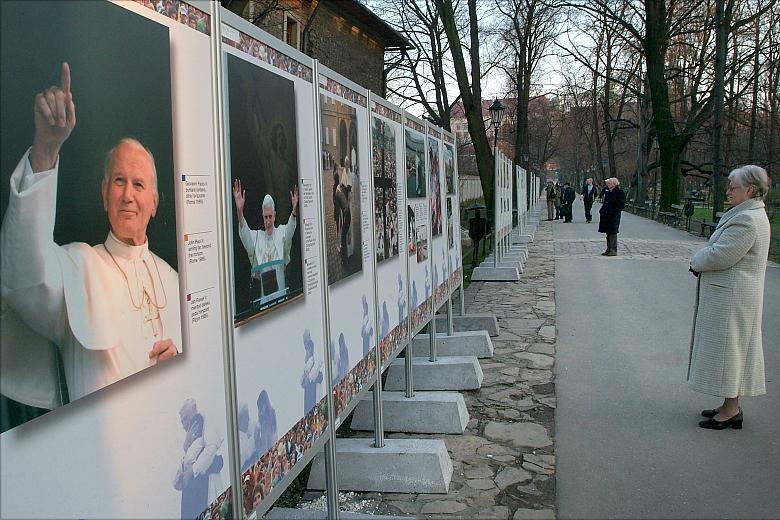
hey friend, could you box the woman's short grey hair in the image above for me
[606,177,620,186]
[103,137,158,194]
[728,165,770,200]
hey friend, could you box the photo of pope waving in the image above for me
[232,177,299,298]
[1,62,183,411]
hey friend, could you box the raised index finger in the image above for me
[60,62,71,95]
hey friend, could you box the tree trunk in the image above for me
[644,0,682,210]
[435,0,494,215]
[712,0,726,218]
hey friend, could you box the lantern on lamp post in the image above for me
[488,99,506,267]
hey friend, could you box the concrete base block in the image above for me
[471,265,520,281]
[350,391,469,434]
[482,258,524,273]
[509,248,529,262]
[265,509,409,520]
[412,330,494,358]
[384,356,484,391]
[434,314,499,336]
[307,438,453,493]
[514,234,534,244]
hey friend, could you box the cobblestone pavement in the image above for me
[298,213,558,519]
[553,237,705,261]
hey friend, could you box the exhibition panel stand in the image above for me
[0,1,236,518]
[472,151,520,281]
[218,9,337,519]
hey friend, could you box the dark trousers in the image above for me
[584,203,593,223]
[606,234,618,253]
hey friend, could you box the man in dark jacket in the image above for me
[598,177,626,256]
[581,177,598,223]
[561,182,576,222]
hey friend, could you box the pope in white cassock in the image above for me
[0,63,181,410]
[232,176,298,298]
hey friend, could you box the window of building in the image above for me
[285,15,300,50]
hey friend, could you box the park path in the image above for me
[554,197,780,519]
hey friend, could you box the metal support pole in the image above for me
[367,94,384,450]
[311,61,339,520]
[208,6,244,520]
[447,297,454,336]
[492,149,498,268]
[429,310,437,362]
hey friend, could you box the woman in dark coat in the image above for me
[598,177,626,256]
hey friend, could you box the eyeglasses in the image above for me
[726,185,744,192]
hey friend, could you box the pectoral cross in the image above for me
[143,289,162,339]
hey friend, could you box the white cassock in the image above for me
[237,212,296,291]
[0,150,182,409]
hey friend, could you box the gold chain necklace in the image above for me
[104,244,168,312]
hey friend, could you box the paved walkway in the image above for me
[555,198,780,519]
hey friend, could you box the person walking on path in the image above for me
[581,177,598,223]
[598,177,625,256]
[554,182,563,220]
[561,182,576,223]
[545,181,559,221]
[688,165,771,430]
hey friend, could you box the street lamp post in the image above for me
[488,99,506,268]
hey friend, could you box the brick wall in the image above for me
[308,8,385,95]
[244,1,386,95]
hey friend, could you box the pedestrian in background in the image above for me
[687,165,770,430]
[554,182,562,220]
[581,177,597,223]
[598,178,625,256]
[545,181,556,221]
[561,182,575,222]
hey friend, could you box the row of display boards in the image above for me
[0,1,473,519]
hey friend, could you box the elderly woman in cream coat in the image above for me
[688,165,771,430]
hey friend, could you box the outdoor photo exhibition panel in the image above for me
[443,131,462,298]
[318,66,378,424]
[220,10,330,517]
[517,165,527,229]
[0,2,234,518]
[405,113,433,335]
[496,154,512,244]
[427,125,448,311]
[370,95,409,369]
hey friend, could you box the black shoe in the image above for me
[605,251,617,256]
[601,251,609,256]
[701,406,741,418]
[699,411,743,430]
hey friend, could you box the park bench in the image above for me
[659,204,684,227]
[700,212,725,238]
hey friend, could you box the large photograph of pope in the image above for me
[0,1,181,432]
